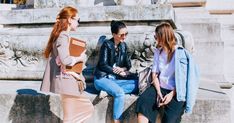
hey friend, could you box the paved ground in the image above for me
[221,86,234,123]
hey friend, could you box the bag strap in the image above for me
[176,31,185,48]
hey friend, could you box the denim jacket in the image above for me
[175,46,200,114]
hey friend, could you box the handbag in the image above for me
[54,75,85,96]
[138,66,152,95]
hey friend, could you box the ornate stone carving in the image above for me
[0,38,39,73]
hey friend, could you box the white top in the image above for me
[152,48,175,90]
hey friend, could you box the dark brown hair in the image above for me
[155,22,176,63]
[44,6,78,58]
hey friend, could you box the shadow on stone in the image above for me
[199,87,226,94]
[8,89,62,123]
[92,95,105,105]
[122,101,137,123]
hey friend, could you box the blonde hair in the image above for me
[155,22,176,63]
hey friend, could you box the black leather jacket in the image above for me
[94,38,131,79]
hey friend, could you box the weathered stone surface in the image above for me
[0,26,157,80]
[0,4,175,26]
[212,15,234,83]
[34,0,154,8]
[174,7,225,82]
[170,0,206,7]
[0,5,177,80]
[0,80,230,123]
[0,4,16,10]
[206,0,234,14]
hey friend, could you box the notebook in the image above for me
[65,37,86,73]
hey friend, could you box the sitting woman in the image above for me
[136,22,200,123]
[94,20,138,123]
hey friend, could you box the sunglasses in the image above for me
[154,35,157,40]
[72,18,80,23]
[77,18,80,23]
[117,32,128,37]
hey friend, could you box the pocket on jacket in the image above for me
[180,58,188,65]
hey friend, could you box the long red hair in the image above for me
[155,22,176,63]
[44,6,78,58]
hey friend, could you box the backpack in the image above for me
[138,65,152,95]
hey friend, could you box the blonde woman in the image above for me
[40,6,94,123]
[136,22,199,123]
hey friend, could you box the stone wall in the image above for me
[0,4,175,80]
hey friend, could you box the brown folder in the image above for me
[66,37,86,73]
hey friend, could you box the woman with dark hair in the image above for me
[40,6,94,123]
[94,20,138,123]
[136,22,199,123]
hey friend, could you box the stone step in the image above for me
[206,1,234,14]
[174,7,216,23]
[0,79,231,123]
[0,4,175,27]
[170,0,206,7]
[0,3,16,10]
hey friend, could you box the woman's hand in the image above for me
[157,91,164,107]
[79,51,87,62]
[159,90,175,106]
[119,71,130,77]
[113,66,125,74]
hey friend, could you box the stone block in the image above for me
[0,80,231,123]
[33,0,154,8]
[0,4,16,10]
[174,10,225,82]
[206,0,234,14]
[170,0,206,7]
[0,5,175,26]
[0,26,157,80]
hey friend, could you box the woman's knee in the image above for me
[112,88,125,97]
[94,79,105,90]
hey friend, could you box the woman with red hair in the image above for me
[40,6,94,123]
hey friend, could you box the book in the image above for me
[65,37,86,73]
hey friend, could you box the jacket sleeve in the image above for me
[98,42,115,74]
[185,50,200,114]
[124,43,132,70]
[56,33,78,66]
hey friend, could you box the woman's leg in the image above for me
[136,86,159,123]
[161,95,185,123]
[94,77,125,120]
[138,113,149,123]
[114,79,138,94]
[61,94,94,123]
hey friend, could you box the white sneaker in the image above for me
[99,91,108,98]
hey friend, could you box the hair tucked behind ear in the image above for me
[155,22,176,63]
[44,6,78,58]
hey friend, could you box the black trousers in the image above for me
[136,86,185,123]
